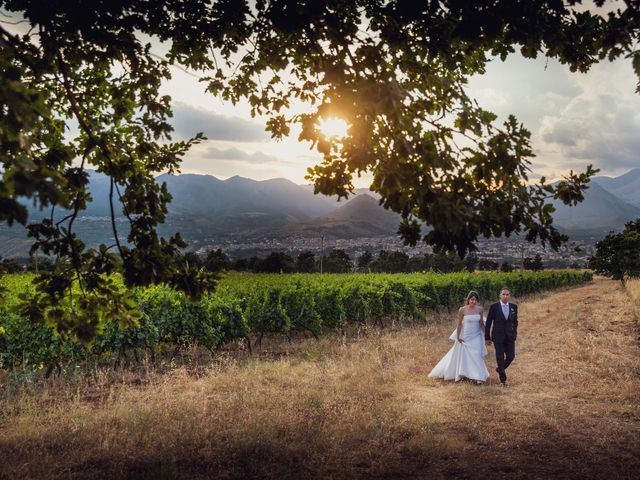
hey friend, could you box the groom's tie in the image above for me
[502,303,509,319]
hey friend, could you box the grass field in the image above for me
[0,276,638,479]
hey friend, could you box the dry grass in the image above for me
[626,277,640,342]
[1,278,639,479]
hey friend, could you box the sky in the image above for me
[160,66,331,184]
[164,51,640,186]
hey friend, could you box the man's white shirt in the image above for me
[501,302,509,318]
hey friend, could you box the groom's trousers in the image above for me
[494,337,515,381]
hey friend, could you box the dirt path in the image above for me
[414,277,640,479]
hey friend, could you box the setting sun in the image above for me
[317,117,349,138]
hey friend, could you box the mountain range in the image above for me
[549,180,640,233]
[1,168,639,257]
[592,169,640,208]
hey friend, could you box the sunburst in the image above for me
[317,117,349,139]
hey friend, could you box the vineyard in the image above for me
[0,270,592,372]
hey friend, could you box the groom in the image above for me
[485,287,518,385]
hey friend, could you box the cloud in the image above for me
[537,60,640,174]
[170,102,269,142]
[203,146,294,165]
[468,55,581,128]
[179,156,305,181]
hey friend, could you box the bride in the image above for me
[429,290,489,383]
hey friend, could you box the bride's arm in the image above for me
[456,308,464,343]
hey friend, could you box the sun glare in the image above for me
[317,117,349,139]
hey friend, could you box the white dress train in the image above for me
[428,314,489,382]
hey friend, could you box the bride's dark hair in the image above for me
[465,290,480,305]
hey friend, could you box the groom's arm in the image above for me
[513,304,518,337]
[485,305,494,342]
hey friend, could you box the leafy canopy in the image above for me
[1,0,639,338]
[588,219,640,283]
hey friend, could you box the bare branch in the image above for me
[54,46,125,257]
[109,177,124,255]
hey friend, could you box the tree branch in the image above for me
[54,47,125,257]
[109,176,124,255]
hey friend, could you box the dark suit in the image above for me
[485,302,518,383]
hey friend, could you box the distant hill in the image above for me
[300,184,381,204]
[592,168,640,208]
[550,181,640,234]
[157,173,337,235]
[2,168,640,258]
[24,169,119,221]
[160,174,336,220]
[269,194,401,239]
[22,172,339,237]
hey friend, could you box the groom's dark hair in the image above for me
[500,287,511,294]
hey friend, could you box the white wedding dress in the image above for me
[428,314,489,382]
